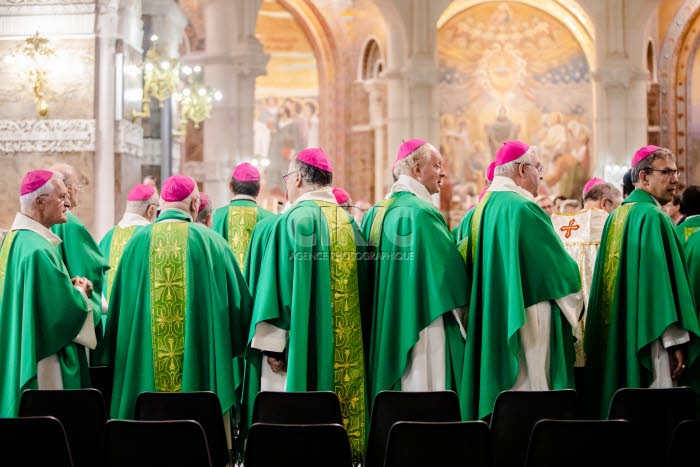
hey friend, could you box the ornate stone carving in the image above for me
[114,120,143,157]
[0,0,95,15]
[0,119,95,152]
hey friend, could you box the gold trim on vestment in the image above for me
[149,222,188,392]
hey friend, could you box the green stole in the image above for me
[227,205,258,267]
[149,221,189,392]
[584,189,700,418]
[106,226,138,301]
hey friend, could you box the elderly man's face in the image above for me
[42,179,71,226]
[519,153,542,198]
[416,146,446,195]
[537,197,554,215]
[642,155,679,205]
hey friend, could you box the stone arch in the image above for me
[358,35,385,81]
[437,0,596,69]
[659,0,700,184]
[273,0,348,181]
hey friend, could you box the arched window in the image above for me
[360,38,384,81]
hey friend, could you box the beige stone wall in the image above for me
[0,37,97,232]
[0,39,95,120]
[0,151,95,231]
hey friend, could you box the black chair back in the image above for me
[89,366,114,410]
[365,391,461,467]
[608,387,695,465]
[104,419,211,467]
[135,391,229,467]
[385,421,492,467]
[19,388,107,467]
[0,416,73,466]
[525,419,635,467]
[666,419,700,466]
[251,390,343,425]
[490,389,577,467]
[244,423,352,467]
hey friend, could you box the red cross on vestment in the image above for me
[560,218,580,239]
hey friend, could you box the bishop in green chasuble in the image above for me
[243,150,369,461]
[459,142,583,421]
[584,147,700,418]
[362,140,468,410]
[0,171,95,416]
[103,175,252,420]
[212,162,274,269]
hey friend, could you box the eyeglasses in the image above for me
[645,168,680,178]
[68,184,84,192]
[282,171,299,183]
[518,163,545,174]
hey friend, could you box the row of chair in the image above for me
[2,386,697,466]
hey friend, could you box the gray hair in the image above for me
[125,193,158,214]
[19,176,59,212]
[494,147,537,178]
[48,163,76,186]
[393,143,434,178]
[631,148,675,184]
[584,182,622,205]
[195,202,213,224]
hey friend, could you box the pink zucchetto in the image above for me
[161,175,196,202]
[486,161,496,182]
[297,148,333,173]
[631,145,662,167]
[393,139,427,171]
[495,141,530,167]
[232,162,260,182]
[583,177,604,195]
[127,184,156,201]
[20,170,54,196]
[198,192,209,213]
[332,188,350,204]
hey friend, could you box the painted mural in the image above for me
[255,0,319,208]
[438,2,592,223]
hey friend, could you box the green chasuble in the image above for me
[99,225,142,301]
[584,189,700,418]
[242,200,370,461]
[0,225,92,416]
[51,212,109,349]
[103,210,252,419]
[459,190,581,420]
[212,199,274,269]
[676,216,700,245]
[361,191,468,405]
[452,206,475,243]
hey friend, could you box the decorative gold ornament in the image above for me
[172,65,222,136]
[16,32,55,118]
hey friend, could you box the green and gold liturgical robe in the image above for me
[212,198,274,268]
[361,182,468,406]
[0,214,93,416]
[103,209,252,419]
[459,180,582,420]
[452,206,475,243]
[676,215,700,245]
[584,189,700,418]
[99,214,151,301]
[243,194,370,460]
[51,212,108,356]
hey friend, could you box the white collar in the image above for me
[487,176,536,202]
[391,174,434,204]
[118,212,151,228]
[10,213,62,246]
[231,194,257,203]
[159,208,193,222]
[292,187,338,206]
